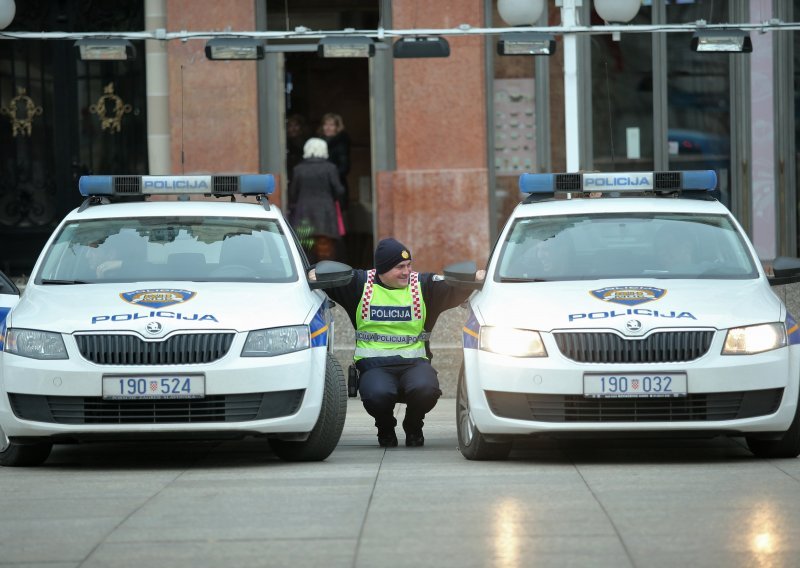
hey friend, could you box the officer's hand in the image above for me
[308,268,317,281]
[476,269,486,282]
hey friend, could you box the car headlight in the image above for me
[480,326,547,357]
[5,329,68,360]
[242,325,310,357]
[722,323,787,355]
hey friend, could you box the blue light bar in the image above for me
[519,170,718,195]
[79,174,276,197]
[239,174,275,195]
[79,176,114,197]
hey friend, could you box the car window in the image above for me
[497,212,758,281]
[35,217,299,284]
[0,270,19,295]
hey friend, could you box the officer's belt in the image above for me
[354,331,431,344]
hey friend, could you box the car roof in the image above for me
[63,199,285,222]
[511,196,732,218]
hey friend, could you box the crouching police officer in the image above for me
[312,238,484,448]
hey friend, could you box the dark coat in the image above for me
[322,131,351,191]
[288,158,345,239]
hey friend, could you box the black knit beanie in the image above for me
[374,238,411,274]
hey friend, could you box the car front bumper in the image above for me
[0,340,328,439]
[463,337,800,436]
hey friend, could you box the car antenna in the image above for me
[180,64,186,174]
[604,60,616,170]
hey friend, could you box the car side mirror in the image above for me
[768,256,800,286]
[444,261,483,290]
[309,260,354,290]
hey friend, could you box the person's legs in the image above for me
[358,365,401,447]
[399,360,442,447]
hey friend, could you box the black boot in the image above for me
[377,428,398,448]
[402,419,424,447]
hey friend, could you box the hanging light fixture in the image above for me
[691,30,753,53]
[594,0,641,24]
[0,0,16,29]
[205,38,265,60]
[317,36,375,58]
[74,39,136,61]
[497,0,546,26]
[497,32,556,56]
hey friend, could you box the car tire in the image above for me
[746,398,800,459]
[456,364,512,460]
[269,354,347,462]
[0,439,53,467]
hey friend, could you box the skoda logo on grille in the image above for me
[625,319,643,333]
[146,322,163,335]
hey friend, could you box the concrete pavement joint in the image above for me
[569,450,637,568]
[75,444,220,568]
[351,439,390,568]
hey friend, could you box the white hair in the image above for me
[303,137,329,159]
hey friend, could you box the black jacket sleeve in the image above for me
[418,272,472,333]
[323,269,367,329]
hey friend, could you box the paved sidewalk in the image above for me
[2,399,800,568]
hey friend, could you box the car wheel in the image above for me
[0,438,53,467]
[456,364,512,460]
[746,397,800,459]
[269,354,347,462]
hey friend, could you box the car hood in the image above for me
[474,279,782,334]
[10,282,318,336]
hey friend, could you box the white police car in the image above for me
[447,170,800,460]
[0,174,353,466]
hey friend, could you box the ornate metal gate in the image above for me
[0,0,147,275]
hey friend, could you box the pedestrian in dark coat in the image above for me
[319,112,351,199]
[288,138,345,262]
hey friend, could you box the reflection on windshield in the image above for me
[497,213,758,281]
[36,217,298,284]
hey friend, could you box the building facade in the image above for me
[1,0,798,274]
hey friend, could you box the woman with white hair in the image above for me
[288,137,346,261]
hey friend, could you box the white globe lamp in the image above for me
[594,0,640,24]
[497,0,546,26]
[0,0,15,30]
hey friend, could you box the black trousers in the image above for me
[358,359,442,432]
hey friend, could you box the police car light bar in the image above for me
[519,170,717,195]
[79,174,275,197]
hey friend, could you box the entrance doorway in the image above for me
[283,52,373,268]
[265,0,379,269]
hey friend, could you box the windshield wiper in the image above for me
[41,279,89,285]
[499,276,550,282]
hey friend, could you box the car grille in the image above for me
[9,390,305,424]
[485,388,783,423]
[554,330,714,363]
[75,333,235,365]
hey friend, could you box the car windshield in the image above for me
[496,212,758,281]
[36,216,298,284]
